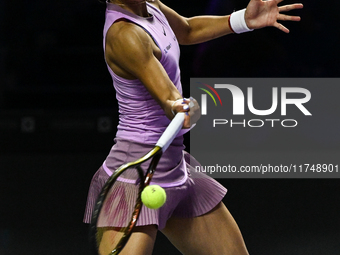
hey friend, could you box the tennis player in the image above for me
[84,0,303,254]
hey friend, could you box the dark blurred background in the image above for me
[1,0,339,254]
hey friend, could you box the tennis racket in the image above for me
[89,112,185,255]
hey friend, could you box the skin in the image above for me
[99,0,303,254]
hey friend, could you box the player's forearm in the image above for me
[179,15,234,45]
[141,74,183,120]
[160,93,184,120]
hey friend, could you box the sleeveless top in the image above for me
[103,2,188,186]
[104,2,187,145]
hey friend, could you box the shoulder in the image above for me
[106,19,148,46]
[147,0,161,9]
[106,19,153,56]
[105,19,155,71]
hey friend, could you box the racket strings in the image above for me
[97,227,125,255]
[117,162,150,184]
[98,178,140,227]
[96,166,144,254]
[91,115,184,254]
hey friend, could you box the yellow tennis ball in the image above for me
[141,185,166,209]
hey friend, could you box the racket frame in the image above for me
[89,146,163,255]
[90,112,185,255]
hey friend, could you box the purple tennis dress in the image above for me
[83,2,227,230]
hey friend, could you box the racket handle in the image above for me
[156,112,185,152]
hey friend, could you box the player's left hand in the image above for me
[245,0,303,33]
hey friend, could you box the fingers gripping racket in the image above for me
[89,112,185,255]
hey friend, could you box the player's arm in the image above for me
[157,0,303,45]
[105,22,194,127]
[158,1,233,45]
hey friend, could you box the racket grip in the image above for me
[156,112,185,152]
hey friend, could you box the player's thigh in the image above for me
[98,225,158,255]
[161,202,249,255]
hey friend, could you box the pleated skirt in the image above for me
[83,142,227,230]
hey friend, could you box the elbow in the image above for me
[176,19,194,45]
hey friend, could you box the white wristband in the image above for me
[229,9,254,34]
